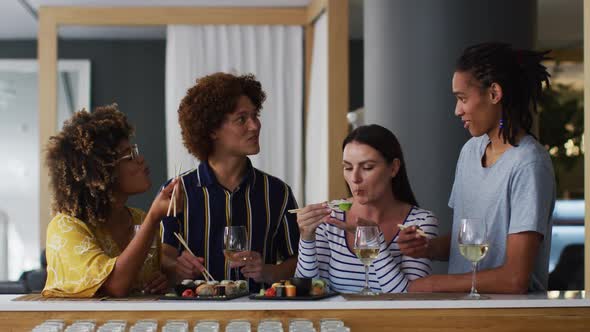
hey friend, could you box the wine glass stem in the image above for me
[470,262,477,295]
[364,264,369,290]
[234,267,239,281]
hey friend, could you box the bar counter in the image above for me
[1,292,589,331]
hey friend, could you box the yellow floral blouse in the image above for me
[42,207,160,297]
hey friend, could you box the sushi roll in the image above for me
[193,279,206,287]
[310,279,327,296]
[225,282,239,297]
[327,199,352,212]
[181,279,195,286]
[285,285,296,297]
[275,285,286,297]
[215,284,226,296]
[235,280,248,293]
[175,279,196,296]
[196,283,216,296]
[220,280,233,285]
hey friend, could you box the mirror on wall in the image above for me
[56,26,167,213]
[0,59,90,280]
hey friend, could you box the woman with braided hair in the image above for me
[42,104,178,297]
[398,42,556,293]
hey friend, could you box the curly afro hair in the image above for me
[178,72,266,160]
[45,104,134,225]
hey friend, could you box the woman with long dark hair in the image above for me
[295,124,439,293]
[399,42,556,294]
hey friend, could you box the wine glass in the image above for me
[133,225,159,294]
[458,218,489,299]
[134,225,158,262]
[354,225,380,295]
[223,226,248,280]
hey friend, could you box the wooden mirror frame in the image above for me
[37,0,350,249]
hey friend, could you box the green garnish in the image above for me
[338,202,352,211]
[328,199,352,212]
[312,279,326,288]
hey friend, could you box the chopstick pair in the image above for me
[397,224,427,237]
[166,163,182,217]
[173,232,215,282]
[289,208,427,238]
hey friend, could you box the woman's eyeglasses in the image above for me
[108,144,140,165]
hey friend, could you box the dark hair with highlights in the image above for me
[456,42,551,146]
[45,104,134,225]
[342,124,418,207]
[178,72,266,160]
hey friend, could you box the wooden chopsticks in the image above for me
[173,232,215,282]
[397,224,427,237]
[166,163,182,217]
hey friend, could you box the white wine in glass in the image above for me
[458,218,488,299]
[223,248,248,262]
[354,225,380,296]
[353,247,379,265]
[458,243,489,263]
[133,225,159,294]
[224,226,248,280]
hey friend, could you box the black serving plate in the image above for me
[159,292,249,301]
[248,292,339,301]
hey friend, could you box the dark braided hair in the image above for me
[456,42,551,146]
[343,125,418,207]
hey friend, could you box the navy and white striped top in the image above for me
[295,206,438,293]
[160,158,300,292]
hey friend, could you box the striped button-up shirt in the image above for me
[161,159,299,291]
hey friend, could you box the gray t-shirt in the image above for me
[448,134,555,292]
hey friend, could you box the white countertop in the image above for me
[1,291,588,311]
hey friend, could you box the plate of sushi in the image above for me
[160,279,249,301]
[249,278,338,300]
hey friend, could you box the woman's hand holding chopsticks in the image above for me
[146,178,179,220]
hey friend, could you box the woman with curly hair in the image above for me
[42,104,178,298]
[160,73,300,291]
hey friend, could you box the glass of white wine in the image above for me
[354,225,380,295]
[458,218,488,299]
[223,226,248,280]
[133,225,159,294]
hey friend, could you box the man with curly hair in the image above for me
[161,73,300,291]
[43,104,178,297]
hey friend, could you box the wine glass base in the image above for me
[462,293,490,300]
[359,288,378,296]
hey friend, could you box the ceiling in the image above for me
[0,0,312,39]
[0,0,583,49]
